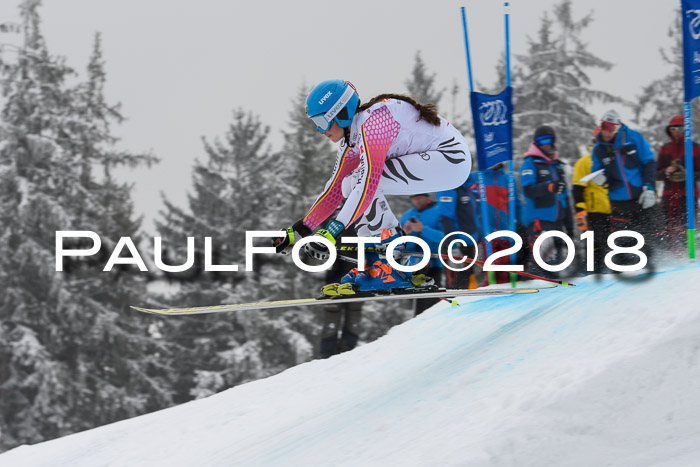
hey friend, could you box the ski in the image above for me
[131,285,556,316]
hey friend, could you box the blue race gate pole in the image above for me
[477,171,496,284]
[505,1,517,286]
[461,7,475,94]
[462,6,494,284]
[685,102,696,258]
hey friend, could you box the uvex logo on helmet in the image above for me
[318,91,332,106]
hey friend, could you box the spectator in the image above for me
[520,125,574,274]
[656,115,700,253]
[590,110,660,264]
[437,172,481,289]
[572,127,611,273]
[400,193,444,315]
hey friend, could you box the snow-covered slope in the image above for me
[3,264,700,467]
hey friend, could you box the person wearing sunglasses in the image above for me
[520,125,574,276]
[274,79,471,296]
[655,115,700,253]
[590,109,660,265]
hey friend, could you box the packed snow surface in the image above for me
[3,264,700,467]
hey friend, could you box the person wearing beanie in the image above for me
[590,109,660,264]
[520,125,574,275]
[656,115,700,252]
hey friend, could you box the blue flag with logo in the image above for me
[470,87,513,170]
[683,0,700,101]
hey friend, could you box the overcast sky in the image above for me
[0,0,678,233]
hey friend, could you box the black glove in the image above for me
[548,180,567,194]
[302,230,336,262]
[273,219,311,254]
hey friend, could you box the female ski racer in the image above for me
[274,79,471,295]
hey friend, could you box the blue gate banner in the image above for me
[470,87,513,170]
[683,0,700,101]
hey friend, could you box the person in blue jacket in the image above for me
[437,172,481,289]
[520,125,574,272]
[401,193,444,315]
[590,110,661,263]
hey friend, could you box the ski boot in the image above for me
[322,227,435,297]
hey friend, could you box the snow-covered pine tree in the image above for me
[0,2,169,451]
[155,107,317,400]
[406,51,472,137]
[634,10,700,151]
[405,51,445,107]
[511,0,620,166]
[66,33,173,425]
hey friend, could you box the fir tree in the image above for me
[405,50,472,137]
[155,108,319,401]
[405,51,445,107]
[0,1,169,451]
[511,0,620,164]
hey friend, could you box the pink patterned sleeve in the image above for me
[303,145,358,230]
[336,106,400,228]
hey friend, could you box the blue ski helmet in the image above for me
[306,79,359,132]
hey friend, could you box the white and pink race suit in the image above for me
[303,98,472,236]
[304,99,471,236]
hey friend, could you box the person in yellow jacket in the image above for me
[572,127,611,274]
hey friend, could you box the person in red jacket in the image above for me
[656,115,700,252]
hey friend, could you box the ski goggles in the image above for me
[308,86,356,132]
[310,113,333,132]
[535,135,554,146]
[601,121,621,132]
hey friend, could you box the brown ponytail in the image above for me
[357,93,441,126]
